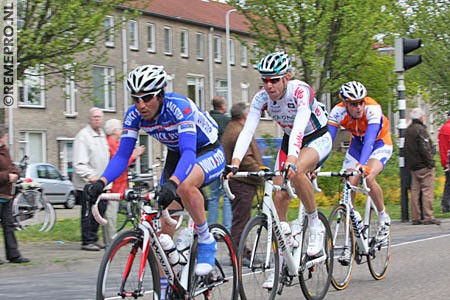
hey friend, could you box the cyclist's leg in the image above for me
[292,134,332,256]
[178,146,225,276]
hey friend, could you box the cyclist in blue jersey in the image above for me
[85,65,223,278]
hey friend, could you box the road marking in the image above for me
[392,233,450,247]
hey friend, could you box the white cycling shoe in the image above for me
[376,216,391,243]
[262,272,275,289]
[307,223,325,256]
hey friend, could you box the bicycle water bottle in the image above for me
[281,221,299,248]
[175,228,193,265]
[160,234,180,265]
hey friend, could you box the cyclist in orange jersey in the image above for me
[328,81,392,243]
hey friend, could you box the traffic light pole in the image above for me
[397,72,410,222]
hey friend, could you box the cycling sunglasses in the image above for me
[348,100,365,107]
[131,90,161,103]
[261,76,284,84]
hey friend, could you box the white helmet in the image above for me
[126,65,167,94]
[339,81,367,102]
[257,51,291,76]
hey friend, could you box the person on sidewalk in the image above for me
[207,96,232,231]
[103,119,145,245]
[73,107,110,251]
[222,102,263,252]
[0,125,30,263]
[405,108,441,225]
[438,110,450,213]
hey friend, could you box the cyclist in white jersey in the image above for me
[227,52,332,269]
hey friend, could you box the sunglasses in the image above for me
[131,90,160,103]
[261,76,284,84]
[348,100,365,107]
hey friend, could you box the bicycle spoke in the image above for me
[367,207,391,280]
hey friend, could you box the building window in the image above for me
[215,79,228,100]
[213,35,222,63]
[19,131,46,163]
[104,16,114,47]
[164,26,173,55]
[180,30,189,58]
[196,32,204,60]
[240,44,248,67]
[228,38,235,65]
[187,77,205,110]
[146,23,156,52]
[129,20,138,50]
[18,67,45,107]
[93,66,116,111]
[241,82,250,103]
[64,66,77,117]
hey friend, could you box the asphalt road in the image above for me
[0,207,449,300]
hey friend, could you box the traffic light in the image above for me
[395,38,422,72]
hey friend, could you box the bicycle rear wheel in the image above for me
[188,224,238,299]
[328,204,354,290]
[96,229,160,300]
[299,211,333,300]
[367,206,391,280]
[13,190,56,232]
[238,215,279,300]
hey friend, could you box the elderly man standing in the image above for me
[404,108,440,225]
[73,107,110,251]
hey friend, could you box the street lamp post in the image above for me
[225,9,236,111]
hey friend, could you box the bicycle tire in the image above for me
[13,190,55,232]
[328,204,354,290]
[96,229,160,300]
[367,206,391,280]
[299,211,333,300]
[187,224,238,299]
[238,215,279,300]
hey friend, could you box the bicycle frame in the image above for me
[317,171,375,255]
[226,171,326,276]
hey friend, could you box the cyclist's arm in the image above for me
[171,128,197,184]
[359,123,380,165]
[101,137,135,184]
[232,106,260,165]
[327,123,339,141]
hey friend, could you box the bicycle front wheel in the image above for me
[96,229,160,300]
[328,204,354,290]
[187,224,238,299]
[299,211,333,300]
[367,206,391,280]
[13,190,56,232]
[238,215,279,300]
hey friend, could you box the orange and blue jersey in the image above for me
[328,96,392,165]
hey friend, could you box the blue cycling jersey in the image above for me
[102,92,219,184]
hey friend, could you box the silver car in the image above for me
[22,163,76,209]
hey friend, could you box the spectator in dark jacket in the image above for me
[222,102,263,253]
[404,108,440,225]
[207,96,232,230]
[0,125,30,263]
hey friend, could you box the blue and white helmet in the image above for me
[339,81,367,102]
[126,65,167,93]
[257,51,291,76]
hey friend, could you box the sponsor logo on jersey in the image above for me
[166,101,184,121]
[183,107,191,115]
[179,123,195,133]
[124,109,140,126]
[199,150,225,173]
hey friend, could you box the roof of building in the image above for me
[126,0,250,33]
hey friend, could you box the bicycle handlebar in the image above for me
[223,170,298,200]
[91,191,178,226]
[316,170,371,193]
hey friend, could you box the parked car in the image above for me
[19,162,76,209]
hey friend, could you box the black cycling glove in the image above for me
[84,180,105,203]
[224,165,238,176]
[158,179,178,209]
